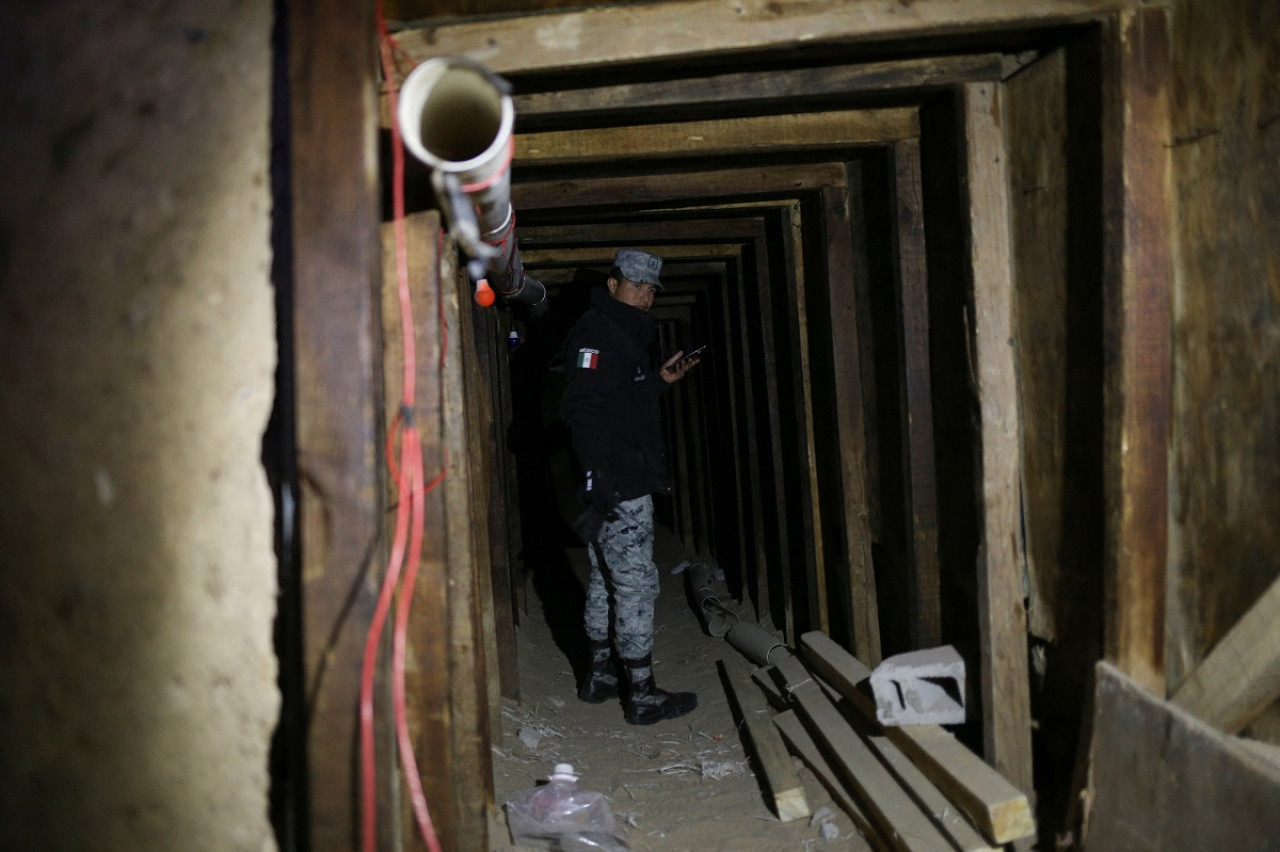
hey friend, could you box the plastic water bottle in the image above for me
[504,763,629,851]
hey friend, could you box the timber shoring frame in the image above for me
[289,1,1180,846]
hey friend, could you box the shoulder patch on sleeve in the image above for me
[575,348,600,369]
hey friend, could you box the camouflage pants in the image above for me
[584,495,658,666]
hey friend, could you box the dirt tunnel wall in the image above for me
[0,1,279,849]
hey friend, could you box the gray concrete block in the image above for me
[870,645,967,726]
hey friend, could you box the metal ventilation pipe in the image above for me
[397,57,547,316]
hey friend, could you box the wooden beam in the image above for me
[1172,572,1280,735]
[1084,662,1280,851]
[782,200,829,638]
[382,211,465,848]
[960,80,1034,795]
[511,162,847,211]
[773,653,958,851]
[290,0,382,845]
[439,246,496,845]
[512,54,1006,126]
[395,0,1128,76]
[719,659,810,822]
[1099,5,1173,695]
[514,109,918,165]
[820,178,881,665]
[888,138,942,649]
[521,243,744,268]
[799,631,1036,846]
[774,710,880,850]
[516,217,769,246]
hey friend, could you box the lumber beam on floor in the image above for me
[773,653,957,851]
[799,631,1035,846]
[774,710,879,851]
[719,659,810,822]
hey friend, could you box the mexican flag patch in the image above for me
[576,348,600,369]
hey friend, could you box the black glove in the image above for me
[573,469,620,543]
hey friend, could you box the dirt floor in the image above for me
[486,524,871,851]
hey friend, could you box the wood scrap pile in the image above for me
[723,627,1036,851]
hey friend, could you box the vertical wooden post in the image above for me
[823,176,881,665]
[381,212,459,849]
[441,247,497,847]
[289,0,382,845]
[1101,6,1172,696]
[888,138,943,650]
[961,81,1035,795]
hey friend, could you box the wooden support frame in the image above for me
[395,0,1129,76]
[514,109,917,165]
[511,54,1007,128]
[959,81,1035,795]
[799,631,1036,846]
[289,0,383,845]
[887,139,942,650]
[1100,5,1173,695]
[818,176,880,665]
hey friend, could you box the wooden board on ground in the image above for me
[1084,661,1280,851]
[773,653,957,851]
[774,709,880,850]
[719,658,810,822]
[799,631,1035,845]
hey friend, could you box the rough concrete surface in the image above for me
[0,1,279,849]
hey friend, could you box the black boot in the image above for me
[622,655,697,725]
[578,638,618,704]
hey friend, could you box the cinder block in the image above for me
[870,645,966,726]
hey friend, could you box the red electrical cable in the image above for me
[357,3,447,851]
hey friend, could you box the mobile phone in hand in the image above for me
[667,344,709,372]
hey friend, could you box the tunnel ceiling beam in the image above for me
[513,109,917,166]
[511,162,845,211]
[392,0,1130,77]
[511,53,1008,129]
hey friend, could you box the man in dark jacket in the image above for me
[559,248,702,725]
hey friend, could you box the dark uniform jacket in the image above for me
[559,286,671,502]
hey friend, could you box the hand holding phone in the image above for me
[666,344,709,373]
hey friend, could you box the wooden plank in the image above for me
[820,178,881,665]
[382,212,459,849]
[743,228,796,639]
[960,80,1034,796]
[774,710,881,850]
[440,245,495,846]
[515,109,918,165]
[289,0,382,845]
[1099,5,1173,695]
[395,0,1128,76]
[1172,572,1280,735]
[511,162,847,211]
[1083,661,1280,851]
[868,735,1000,852]
[489,309,521,701]
[522,243,743,267]
[469,306,514,721]
[719,659,810,822]
[1004,46,1071,643]
[888,138,942,649]
[512,54,1006,126]
[517,216,769,246]
[773,653,958,851]
[782,201,829,638]
[800,631,1036,846]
